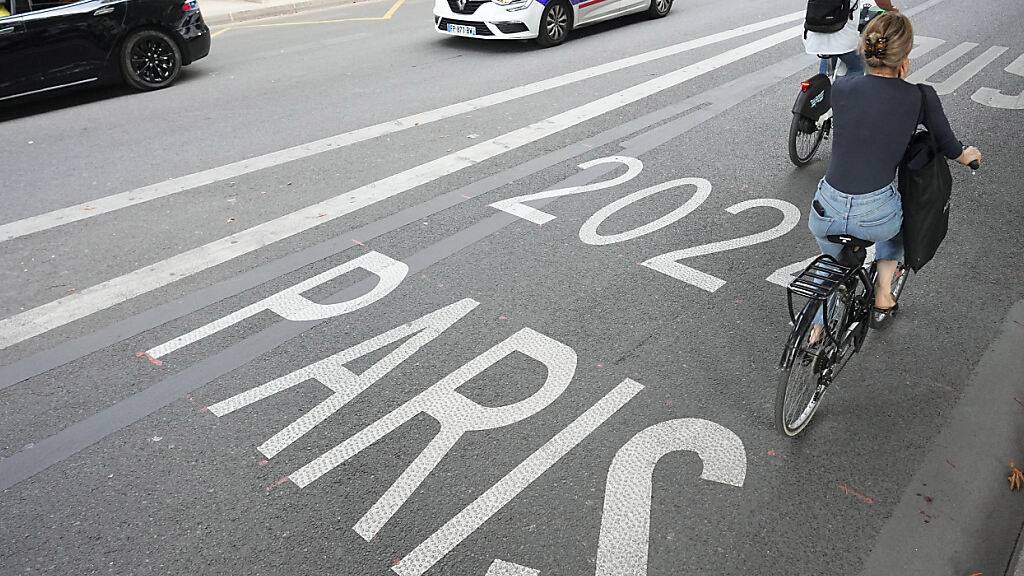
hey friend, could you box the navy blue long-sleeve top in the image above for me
[825,75,963,195]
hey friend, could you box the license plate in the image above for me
[447,23,477,35]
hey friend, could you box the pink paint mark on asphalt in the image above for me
[258,459,270,467]
[838,483,875,505]
[265,476,291,493]
[135,351,163,366]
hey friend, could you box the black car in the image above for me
[0,0,210,100]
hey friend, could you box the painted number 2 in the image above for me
[642,199,801,292]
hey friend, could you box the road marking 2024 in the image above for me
[492,155,803,293]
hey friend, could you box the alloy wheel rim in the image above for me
[546,4,567,40]
[130,37,176,84]
[655,0,670,13]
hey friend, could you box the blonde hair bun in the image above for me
[860,12,914,70]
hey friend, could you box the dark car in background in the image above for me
[0,0,209,101]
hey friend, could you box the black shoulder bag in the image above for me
[898,85,953,272]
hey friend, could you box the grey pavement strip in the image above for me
[857,299,1024,575]
[0,51,817,492]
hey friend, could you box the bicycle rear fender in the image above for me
[792,73,832,120]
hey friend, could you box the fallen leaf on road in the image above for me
[1009,462,1023,491]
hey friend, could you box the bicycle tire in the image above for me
[788,114,825,167]
[775,301,830,436]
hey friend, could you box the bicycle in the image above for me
[774,234,909,436]
[787,4,887,167]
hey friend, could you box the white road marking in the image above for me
[578,177,712,246]
[972,51,1024,109]
[288,328,578,543]
[491,157,644,225]
[641,198,801,292]
[392,378,644,576]
[0,24,808,350]
[485,560,540,576]
[147,251,407,358]
[906,42,1009,95]
[0,12,805,244]
[595,419,746,576]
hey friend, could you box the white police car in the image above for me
[433,0,672,47]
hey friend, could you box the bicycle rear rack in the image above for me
[785,255,860,326]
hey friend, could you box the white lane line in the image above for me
[0,12,804,244]
[0,24,807,350]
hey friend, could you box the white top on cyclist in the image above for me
[803,0,860,56]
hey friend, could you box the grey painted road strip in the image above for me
[0,52,820,492]
[857,299,1024,575]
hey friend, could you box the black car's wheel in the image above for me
[536,0,572,47]
[647,0,672,18]
[121,29,182,91]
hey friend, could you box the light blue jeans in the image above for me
[819,50,865,75]
[808,177,903,325]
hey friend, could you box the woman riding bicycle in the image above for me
[808,11,982,337]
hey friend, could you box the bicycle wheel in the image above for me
[788,114,825,167]
[775,302,829,436]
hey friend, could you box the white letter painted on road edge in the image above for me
[289,328,579,542]
[393,379,644,576]
[147,251,409,359]
[595,419,746,576]
[972,51,1024,110]
[208,298,479,460]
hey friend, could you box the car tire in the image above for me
[536,0,572,47]
[647,0,672,18]
[120,29,183,91]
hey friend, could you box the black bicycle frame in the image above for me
[781,250,874,369]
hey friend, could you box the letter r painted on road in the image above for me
[288,327,578,542]
[147,251,408,359]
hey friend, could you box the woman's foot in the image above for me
[870,301,899,330]
[808,324,825,346]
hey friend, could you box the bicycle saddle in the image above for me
[826,234,874,249]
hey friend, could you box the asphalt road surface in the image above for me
[2,0,1024,574]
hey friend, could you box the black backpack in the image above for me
[805,0,855,35]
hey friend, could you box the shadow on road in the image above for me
[0,70,204,122]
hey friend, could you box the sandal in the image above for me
[870,302,899,330]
